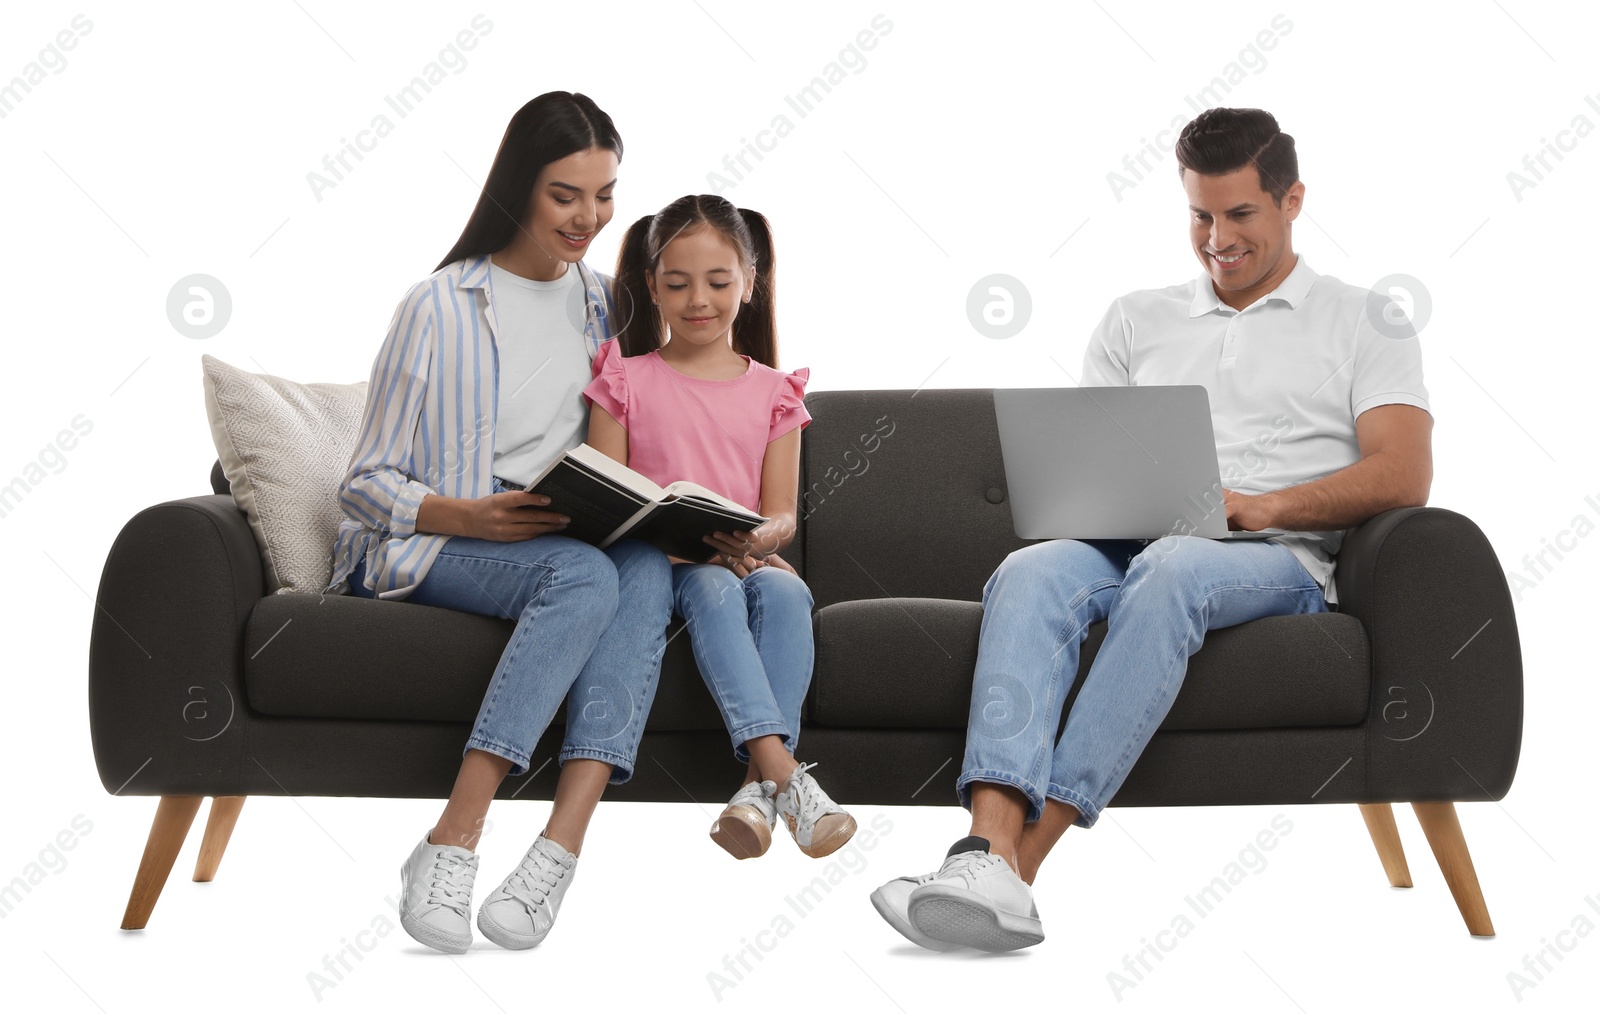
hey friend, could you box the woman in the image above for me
[328,92,672,954]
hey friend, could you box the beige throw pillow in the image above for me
[201,355,367,594]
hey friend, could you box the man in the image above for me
[871,107,1433,952]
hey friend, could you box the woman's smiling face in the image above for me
[522,146,619,266]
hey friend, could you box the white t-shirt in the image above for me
[488,262,594,485]
[1082,255,1430,606]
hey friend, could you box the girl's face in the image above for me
[648,226,754,349]
[523,146,618,265]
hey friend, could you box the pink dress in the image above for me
[581,339,810,514]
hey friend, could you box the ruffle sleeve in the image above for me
[768,366,811,443]
[581,338,629,427]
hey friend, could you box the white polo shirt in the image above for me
[1081,255,1430,606]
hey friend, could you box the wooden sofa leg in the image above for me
[193,796,246,883]
[1411,802,1496,937]
[120,796,203,930]
[1358,803,1413,888]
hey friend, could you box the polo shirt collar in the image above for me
[1188,254,1317,317]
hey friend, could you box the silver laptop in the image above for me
[993,386,1285,541]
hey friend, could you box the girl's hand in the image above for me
[714,553,758,578]
[703,529,756,560]
[703,518,792,561]
[711,551,796,578]
[760,553,797,575]
[470,491,571,542]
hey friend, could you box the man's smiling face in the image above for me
[1184,167,1304,310]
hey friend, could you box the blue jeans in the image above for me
[958,536,1327,828]
[350,520,672,782]
[671,563,815,764]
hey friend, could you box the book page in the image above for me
[660,479,758,516]
[551,444,765,525]
[563,442,669,501]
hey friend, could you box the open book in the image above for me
[521,443,768,560]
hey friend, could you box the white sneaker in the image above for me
[476,834,578,950]
[775,762,858,858]
[906,836,1044,951]
[398,832,479,954]
[870,872,964,951]
[710,780,778,859]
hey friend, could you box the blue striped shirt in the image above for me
[327,254,613,599]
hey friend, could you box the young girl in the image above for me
[582,195,856,860]
[331,92,674,953]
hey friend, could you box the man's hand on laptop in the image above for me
[1223,488,1276,531]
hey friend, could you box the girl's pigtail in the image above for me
[734,207,779,368]
[613,214,664,357]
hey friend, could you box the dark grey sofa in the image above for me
[89,389,1522,935]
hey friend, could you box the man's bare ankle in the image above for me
[977,837,1020,870]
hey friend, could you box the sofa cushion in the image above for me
[201,355,367,594]
[810,598,1370,731]
[800,390,1032,610]
[242,593,742,733]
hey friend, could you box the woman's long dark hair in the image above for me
[612,195,778,368]
[435,92,622,271]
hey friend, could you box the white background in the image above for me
[1,1,1595,1011]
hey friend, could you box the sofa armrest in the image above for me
[88,494,263,796]
[1335,507,1522,802]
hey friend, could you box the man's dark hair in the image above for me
[1175,108,1298,205]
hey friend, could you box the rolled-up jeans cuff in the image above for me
[463,736,531,778]
[1046,783,1101,829]
[559,746,635,785]
[955,769,1044,824]
[728,721,793,764]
